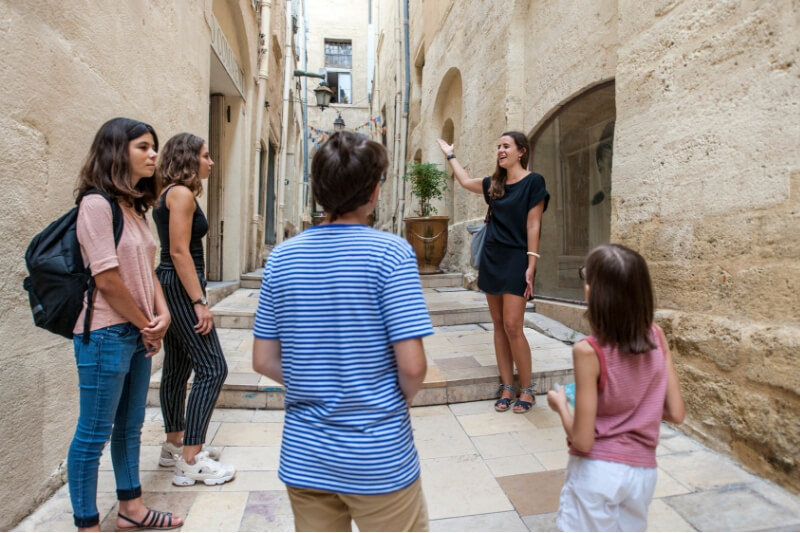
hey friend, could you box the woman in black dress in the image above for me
[437,132,549,413]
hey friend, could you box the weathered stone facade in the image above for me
[372,0,800,492]
[0,0,301,528]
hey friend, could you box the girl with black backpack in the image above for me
[69,117,182,531]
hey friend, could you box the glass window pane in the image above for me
[338,73,351,104]
[325,40,352,69]
[532,82,615,301]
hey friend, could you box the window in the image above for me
[325,40,352,68]
[531,82,615,301]
[326,71,351,104]
[325,40,352,104]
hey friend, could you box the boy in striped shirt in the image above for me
[253,131,432,531]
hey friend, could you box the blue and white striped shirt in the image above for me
[254,224,433,494]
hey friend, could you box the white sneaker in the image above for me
[159,441,222,467]
[172,451,236,486]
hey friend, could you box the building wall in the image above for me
[305,0,372,218]
[0,0,277,528]
[382,0,800,492]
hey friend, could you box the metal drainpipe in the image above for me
[391,0,403,234]
[252,0,272,267]
[301,0,310,221]
[276,0,293,244]
[398,0,411,231]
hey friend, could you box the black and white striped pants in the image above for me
[156,266,227,446]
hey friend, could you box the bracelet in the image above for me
[446,154,456,160]
[527,251,541,258]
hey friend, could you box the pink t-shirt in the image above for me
[73,195,157,334]
[568,325,667,468]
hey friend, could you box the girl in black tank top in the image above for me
[154,133,235,486]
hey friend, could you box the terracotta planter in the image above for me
[403,216,449,274]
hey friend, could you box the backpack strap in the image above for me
[80,190,124,343]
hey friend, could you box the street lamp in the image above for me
[293,69,333,110]
[333,112,346,132]
[313,82,334,110]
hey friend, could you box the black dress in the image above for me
[478,173,549,298]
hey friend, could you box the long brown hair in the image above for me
[584,244,657,354]
[75,117,160,214]
[157,132,206,197]
[488,131,530,200]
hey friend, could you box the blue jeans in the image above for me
[68,323,151,528]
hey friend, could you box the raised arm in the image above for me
[436,139,484,194]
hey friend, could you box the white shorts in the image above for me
[556,455,658,532]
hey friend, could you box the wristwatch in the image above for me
[191,295,208,306]
[446,154,456,160]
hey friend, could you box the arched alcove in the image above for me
[432,68,463,219]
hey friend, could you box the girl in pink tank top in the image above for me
[547,244,685,531]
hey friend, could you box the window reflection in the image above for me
[532,82,615,301]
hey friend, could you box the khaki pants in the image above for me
[287,477,429,532]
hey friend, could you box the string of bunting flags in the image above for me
[307,116,383,149]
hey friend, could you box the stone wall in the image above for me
[613,0,800,491]
[0,0,273,528]
[392,0,800,492]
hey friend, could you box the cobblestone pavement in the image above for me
[14,401,800,531]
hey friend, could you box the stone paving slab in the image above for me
[147,322,574,410]
[15,403,800,532]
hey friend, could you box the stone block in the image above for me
[769,397,800,483]
[412,386,447,407]
[446,381,497,404]
[649,262,736,316]
[732,265,800,324]
[745,326,800,397]
[640,220,695,262]
[689,215,757,261]
[216,390,267,409]
[755,212,800,260]
[670,313,745,371]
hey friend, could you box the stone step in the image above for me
[209,286,524,329]
[147,323,574,410]
[206,280,239,308]
[239,270,463,291]
[420,272,463,288]
[240,268,263,289]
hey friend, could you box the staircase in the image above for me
[148,271,576,409]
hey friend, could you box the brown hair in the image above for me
[489,131,530,200]
[157,132,206,197]
[584,244,656,354]
[75,117,160,214]
[311,131,388,222]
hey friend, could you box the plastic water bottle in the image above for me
[554,382,576,407]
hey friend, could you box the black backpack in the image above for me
[22,190,123,343]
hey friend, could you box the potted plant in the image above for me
[402,162,449,274]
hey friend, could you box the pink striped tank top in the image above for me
[568,324,667,468]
